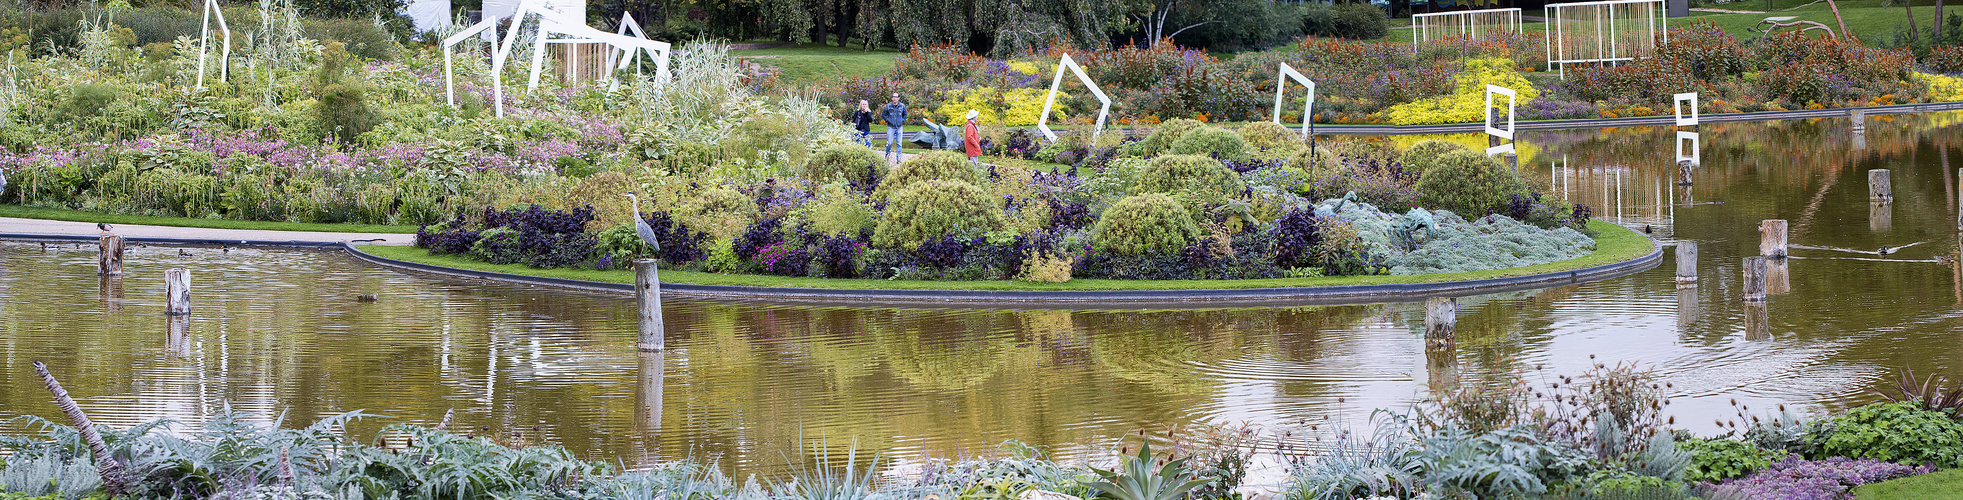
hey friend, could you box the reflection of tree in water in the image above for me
[873,310,1021,391]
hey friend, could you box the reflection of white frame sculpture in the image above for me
[1412,8,1522,44]
[1484,84,1516,156]
[1673,92,1699,126]
[1271,63,1316,139]
[1036,54,1111,143]
[1545,0,1667,79]
[491,0,672,117]
[196,0,232,89]
[1676,131,1700,164]
[443,18,499,108]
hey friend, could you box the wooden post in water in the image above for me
[1676,287,1699,333]
[1759,220,1788,259]
[97,235,124,276]
[164,268,190,315]
[1677,160,1695,186]
[1872,201,1893,231]
[635,259,664,351]
[1766,259,1791,295]
[1424,297,1455,347]
[1851,108,1866,132]
[166,316,190,357]
[1675,241,1698,287]
[1742,257,1768,302]
[1870,169,1893,203]
[638,350,665,433]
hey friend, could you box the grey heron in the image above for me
[622,193,660,258]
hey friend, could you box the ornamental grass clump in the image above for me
[872,179,1004,249]
[804,143,887,184]
[1167,126,1251,161]
[873,150,983,201]
[1416,150,1531,217]
[1092,193,1201,256]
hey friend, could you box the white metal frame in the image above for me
[1412,8,1522,44]
[1545,0,1668,79]
[1272,63,1316,139]
[196,0,232,89]
[491,0,672,117]
[602,13,670,92]
[1036,54,1112,143]
[1484,84,1516,156]
[443,19,499,108]
[1673,92,1699,126]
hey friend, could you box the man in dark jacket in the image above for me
[850,100,874,147]
[880,93,907,161]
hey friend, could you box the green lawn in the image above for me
[730,43,900,83]
[0,205,419,234]
[1684,3,1941,44]
[1852,468,1963,499]
[356,219,1651,292]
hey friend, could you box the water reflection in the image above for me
[2,112,1963,475]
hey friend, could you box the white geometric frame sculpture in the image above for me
[1484,84,1517,156]
[196,0,232,89]
[1545,0,1668,79]
[602,13,671,92]
[1036,54,1112,143]
[492,0,672,117]
[1272,63,1316,139]
[1673,92,1699,126]
[1412,8,1523,44]
[443,18,499,108]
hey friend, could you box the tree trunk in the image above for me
[1826,0,1855,42]
[1908,0,1922,47]
[1939,0,1947,42]
[33,362,125,496]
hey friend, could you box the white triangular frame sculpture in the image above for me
[1272,63,1316,139]
[196,0,232,89]
[490,0,672,117]
[1036,54,1111,143]
[1484,84,1516,156]
[443,18,499,108]
[602,13,668,92]
[1675,92,1700,165]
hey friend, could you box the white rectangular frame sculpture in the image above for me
[1545,0,1668,79]
[1676,131,1700,165]
[1412,8,1523,44]
[1485,84,1517,156]
[1272,63,1316,139]
[196,0,232,89]
[1674,92,1699,126]
[443,18,499,108]
[1036,54,1112,143]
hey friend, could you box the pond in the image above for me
[2,112,1960,480]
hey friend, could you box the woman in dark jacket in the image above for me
[850,100,874,147]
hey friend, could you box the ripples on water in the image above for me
[3,114,1963,479]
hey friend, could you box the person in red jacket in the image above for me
[963,109,981,167]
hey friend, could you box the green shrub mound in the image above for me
[1135,154,1247,203]
[1137,118,1206,158]
[872,180,1004,249]
[1399,140,1472,175]
[676,186,760,241]
[1284,146,1341,180]
[1093,193,1201,256]
[1167,126,1251,161]
[805,143,888,183]
[793,181,880,237]
[1818,401,1963,468]
[1681,438,1783,483]
[1416,149,1531,216]
[873,150,983,201]
[1238,121,1301,152]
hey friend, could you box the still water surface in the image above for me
[3,113,1962,477]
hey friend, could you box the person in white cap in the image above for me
[963,109,981,167]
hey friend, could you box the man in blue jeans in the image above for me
[880,93,907,162]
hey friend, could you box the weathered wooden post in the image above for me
[1760,220,1788,259]
[1675,241,1698,287]
[1870,169,1892,203]
[1742,257,1768,302]
[98,235,124,276]
[634,259,664,351]
[1424,297,1456,347]
[1677,160,1695,187]
[637,350,665,432]
[1872,201,1893,232]
[164,268,190,315]
[1851,108,1866,133]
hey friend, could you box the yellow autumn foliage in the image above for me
[936,87,1063,126]
[1386,57,1540,126]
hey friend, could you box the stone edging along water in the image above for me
[5,227,1660,308]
